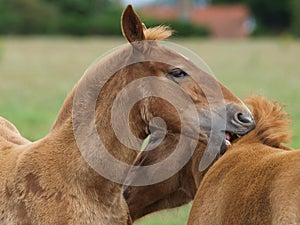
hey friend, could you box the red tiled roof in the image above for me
[139,4,252,38]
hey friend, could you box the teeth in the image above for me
[226,140,231,147]
[226,132,231,141]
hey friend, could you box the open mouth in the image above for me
[224,131,240,148]
[219,131,240,155]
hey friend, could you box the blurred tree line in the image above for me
[211,0,300,36]
[0,0,210,36]
[0,0,123,35]
[0,0,299,36]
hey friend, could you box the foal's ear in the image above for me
[121,5,145,43]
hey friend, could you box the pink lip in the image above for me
[225,132,232,147]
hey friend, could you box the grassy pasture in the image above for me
[0,37,299,224]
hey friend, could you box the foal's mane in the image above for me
[144,26,173,41]
[240,95,292,148]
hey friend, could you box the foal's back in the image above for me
[188,96,300,225]
[188,145,300,225]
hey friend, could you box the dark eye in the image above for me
[168,68,188,78]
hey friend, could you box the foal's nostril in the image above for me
[235,112,254,125]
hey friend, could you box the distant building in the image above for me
[139,4,254,38]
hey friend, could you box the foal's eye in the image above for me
[168,68,188,78]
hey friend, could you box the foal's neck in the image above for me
[51,73,142,167]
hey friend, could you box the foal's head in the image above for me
[74,5,255,164]
[117,5,255,153]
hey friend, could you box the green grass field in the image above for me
[0,36,299,225]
